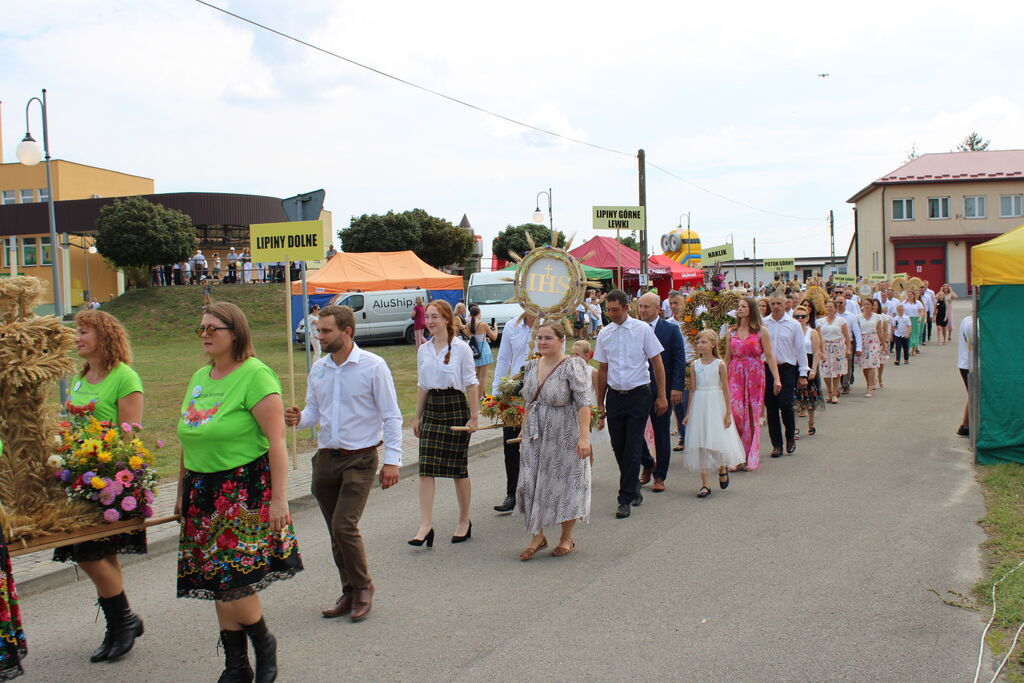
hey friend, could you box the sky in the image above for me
[3,0,1023,266]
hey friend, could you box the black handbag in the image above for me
[469,336,482,360]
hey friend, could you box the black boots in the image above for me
[90,591,144,662]
[218,630,254,683]
[242,617,277,683]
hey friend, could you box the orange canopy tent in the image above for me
[290,250,463,295]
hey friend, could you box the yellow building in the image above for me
[0,158,153,311]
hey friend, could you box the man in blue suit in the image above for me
[636,293,686,493]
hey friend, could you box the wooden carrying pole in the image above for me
[9,515,179,557]
[284,259,298,469]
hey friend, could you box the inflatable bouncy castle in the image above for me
[660,228,702,267]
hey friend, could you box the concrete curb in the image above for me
[17,432,504,597]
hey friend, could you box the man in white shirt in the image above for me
[922,280,937,345]
[836,295,862,394]
[490,309,538,512]
[192,249,207,279]
[594,290,668,519]
[285,305,402,622]
[763,294,809,456]
[226,247,239,283]
[957,315,973,437]
[660,293,673,319]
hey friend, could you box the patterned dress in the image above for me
[516,357,592,534]
[728,331,766,470]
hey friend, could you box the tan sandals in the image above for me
[552,541,576,557]
[519,538,547,561]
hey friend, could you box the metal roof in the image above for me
[847,150,1024,203]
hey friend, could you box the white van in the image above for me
[295,289,429,344]
[466,271,522,334]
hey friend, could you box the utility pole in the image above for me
[829,210,835,277]
[753,237,757,289]
[638,149,648,288]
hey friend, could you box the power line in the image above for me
[193,0,825,223]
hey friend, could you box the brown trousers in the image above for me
[311,447,378,593]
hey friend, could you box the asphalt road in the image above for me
[21,331,990,681]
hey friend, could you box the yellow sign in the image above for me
[249,220,324,262]
[832,273,857,285]
[592,206,645,231]
[763,258,795,272]
[868,273,888,282]
[701,243,733,265]
[893,272,908,280]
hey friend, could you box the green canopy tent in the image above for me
[970,224,1024,464]
[501,262,614,281]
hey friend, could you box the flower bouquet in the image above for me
[49,404,161,524]
[480,372,527,428]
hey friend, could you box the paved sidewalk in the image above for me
[13,425,504,596]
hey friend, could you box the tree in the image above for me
[339,209,473,269]
[956,132,990,152]
[492,223,565,262]
[94,196,196,288]
[616,231,640,252]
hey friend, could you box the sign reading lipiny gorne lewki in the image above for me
[592,206,646,231]
[249,220,325,262]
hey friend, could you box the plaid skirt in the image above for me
[177,454,303,601]
[0,534,25,681]
[419,389,471,479]
[52,530,146,564]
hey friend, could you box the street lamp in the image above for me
[19,88,66,403]
[678,212,691,231]
[64,234,96,303]
[532,188,553,231]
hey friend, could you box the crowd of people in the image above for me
[0,272,970,682]
[150,245,340,287]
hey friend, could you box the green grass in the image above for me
[974,463,1024,680]
[73,284,420,476]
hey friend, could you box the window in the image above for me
[1,191,14,205]
[964,195,986,219]
[892,198,914,220]
[340,294,364,312]
[19,189,34,204]
[21,237,38,267]
[38,187,49,203]
[927,197,950,219]
[1000,194,1023,218]
[1,238,13,268]
[39,236,53,266]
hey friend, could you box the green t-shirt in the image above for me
[177,357,282,473]
[67,363,144,424]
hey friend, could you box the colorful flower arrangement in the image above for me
[481,372,527,428]
[679,290,741,357]
[49,403,161,523]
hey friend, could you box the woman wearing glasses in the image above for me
[792,306,824,436]
[176,302,302,682]
[59,310,146,663]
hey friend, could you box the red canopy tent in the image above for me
[650,254,705,288]
[568,236,673,292]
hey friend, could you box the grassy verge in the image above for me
[974,463,1024,680]
[64,284,421,476]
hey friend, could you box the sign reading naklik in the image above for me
[250,220,324,262]
[701,243,733,266]
[592,206,645,232]
[762,258,795,273]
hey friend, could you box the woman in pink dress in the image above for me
[724,297,781,471]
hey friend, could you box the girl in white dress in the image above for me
[682,330,746,498]
[571,340,609,447]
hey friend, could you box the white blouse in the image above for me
[417,336,479,392]
[902,301,924,318]
[857,313,881,335]
[816,315,847,342]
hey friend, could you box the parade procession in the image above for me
[2,2,1024,681]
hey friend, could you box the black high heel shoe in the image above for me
[408,529,434,548]
[451,521,472,543]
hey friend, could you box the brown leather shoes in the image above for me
[322,594,353,619]
[652,479,666,492]
[639,467,653,485]
[350,585,374,622]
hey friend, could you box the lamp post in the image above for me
[18,88,67,403]
[678,212,691,231]
[64,234,96,303]
[532,188,553,233]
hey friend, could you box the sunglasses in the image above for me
[195,325,234,337]
[793,314,808,319]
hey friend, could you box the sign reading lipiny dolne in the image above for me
[249,220,324,262]
[514,247,587,318]
[592,206,645,231]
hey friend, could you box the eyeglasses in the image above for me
[793,314,808,319]
[195,325,233,337]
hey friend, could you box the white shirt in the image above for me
[297,344,404,466]
[882,298,898,318]
[892,315,911,337]
[922,289,937,315]
[958,316,973,370]
[857,313,881,336]
[593,315,664,391]
[763,313,810,376]
[491,316,534,395]
[417,336,479,392]
[838,306,863,349]
[817,315,847,342]
[903,301,924,319]
[661,298,672,318]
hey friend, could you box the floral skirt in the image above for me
[796,354,826,410]
[52,530,146,564]
[0,534,25,680]
[177,454,302,601]
[820,338,846,379]
[860,332,882,369]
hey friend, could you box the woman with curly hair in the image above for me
[60,309,145,664]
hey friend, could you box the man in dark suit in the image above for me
[636,293,686,493]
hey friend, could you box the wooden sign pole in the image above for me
[284,257,298,469]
